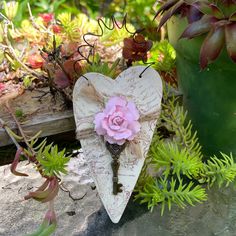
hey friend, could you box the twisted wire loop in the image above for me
[74,14,155,78]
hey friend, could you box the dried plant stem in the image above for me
[160,27,166,41]
[0,43,8,50]
[0,12,9,22]
[2,21,41,78]
[27,3,52,35]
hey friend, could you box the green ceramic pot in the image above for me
[167,16,236,157]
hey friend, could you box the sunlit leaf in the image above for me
[209,4,225,19]
[154,0,179,19]
[180,15,213,39]
[225,22,236,62]
[200,27,225,69]
[157,0,185,31]
[229,12,236,21]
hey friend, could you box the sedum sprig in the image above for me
[36,143,70,177]
[135,177,207,215]
[0,103,71,235]
[161,90,202,158]
[57,12,81,41]
[200,152,236,187]
[83,53,120,79]
[150,140,203,181]
[135,84,236,214]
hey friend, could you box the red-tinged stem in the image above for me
[10,147,28,176]
[4,101,36,157]
[2,103,50,179]
[46,200,57,225]
[49,200,54,212]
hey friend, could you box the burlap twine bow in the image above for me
[75,79,160,157]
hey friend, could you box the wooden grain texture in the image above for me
[0,88,75,147]
[73,66,163,223]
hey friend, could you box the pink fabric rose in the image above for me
[94,96,141,145]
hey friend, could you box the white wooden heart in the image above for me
[73,66,162,223]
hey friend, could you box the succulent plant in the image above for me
[155,0,236,69]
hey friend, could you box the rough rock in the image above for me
[1,155,236,236]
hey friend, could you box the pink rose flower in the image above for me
[94,96,141,145]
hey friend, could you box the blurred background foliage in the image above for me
[0,0,177,164]
[1,0,157,34]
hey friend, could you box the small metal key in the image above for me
[106,142,126,195]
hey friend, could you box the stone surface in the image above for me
[0,156,101,236]
[1,156,236,236]
[73,66,162,223]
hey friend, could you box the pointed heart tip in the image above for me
[109,213,122,224]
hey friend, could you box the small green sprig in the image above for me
[200,152,236,187]
[135,177,207,215]
[135,84,236,214]
[161,90,202,158]
[150,140,203,181]
[36,143,70,177]
[0,108,71,236]
[57,12,81,41]
[149,40,176,72]
[83,54,120,79]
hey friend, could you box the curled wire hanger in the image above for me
[74,14,155,78]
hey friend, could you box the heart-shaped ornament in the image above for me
[73,66,162,223]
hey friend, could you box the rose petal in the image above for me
[114,129,132,140]
[127,121,141,141]
[104,96,127,114]
[119,120,128,129]
[94,113,106,135]
[115,106,133,121]
[108,116,121,130]
[110,111,124,120]
[115,139,126,145]
[127,101,140,120]
[129,121,141,134]
[123,110,136,122]
[94,112,105,126]
[102,119,115,137]
[109,124,121,130]
[106,137,126,145]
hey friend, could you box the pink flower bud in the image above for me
[39,13,54,24]
[52,24,62,33]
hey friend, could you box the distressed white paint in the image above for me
[73,66,162,223]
